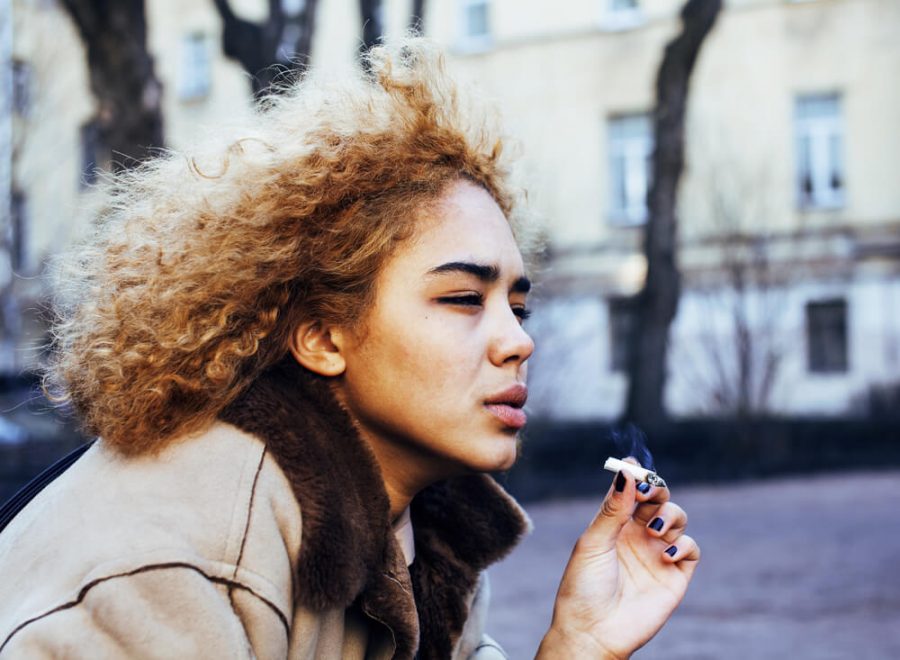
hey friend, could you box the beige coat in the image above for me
[0,360,530,659]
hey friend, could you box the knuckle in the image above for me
[598,497,618,519]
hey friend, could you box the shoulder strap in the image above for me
[0,442,93,534]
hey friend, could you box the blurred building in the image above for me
[3,0,899,419]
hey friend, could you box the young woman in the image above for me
[0,39,699,658]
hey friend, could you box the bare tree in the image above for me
[359,0,383,61]
[623,0,722,428]
[360,1,429,63]
[410,0,427,32]
[212,0,319,97]
[60,0,164,170]
[688,238,788,418]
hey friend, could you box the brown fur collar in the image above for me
[220,358,529,659]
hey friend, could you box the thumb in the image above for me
[585,470,637,552]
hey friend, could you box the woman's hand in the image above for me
[536,459,700,659]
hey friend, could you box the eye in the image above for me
[436,294,484,308]
[512,306,532,322]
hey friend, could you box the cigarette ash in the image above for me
[609,424,655,471]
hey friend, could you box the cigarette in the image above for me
[604,457,667,488]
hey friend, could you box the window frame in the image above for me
[805,297,849,374]
[608,297,635,373]
[178,32,212,102]
[600,0,644,31]
[457,0,492,52]
[607,112,653,226]
[794,92,845,211]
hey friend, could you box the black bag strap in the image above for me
[0,441,93,535]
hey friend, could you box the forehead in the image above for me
[399,180,526,277]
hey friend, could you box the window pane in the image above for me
[180,33,210,100]
[281,0,306,15]
[609,298,634,372]
[806,299,848,373]
[10,190,26,272]
[12,60,30,116]
[828,133,843,192]
[611,0,638,11]
[796,93,839,121]
[608,113,652,222]
[794,93,843,208]
[80,121,100,188]
[466,1,489,37]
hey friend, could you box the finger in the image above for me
[622,457,670,505]
[661,533,701,578]
[633,491,677,527]
[584,469,638,552]
[639,502,688,544]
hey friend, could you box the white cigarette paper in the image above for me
[604,457,667,488]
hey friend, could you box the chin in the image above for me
[468,434,519,474]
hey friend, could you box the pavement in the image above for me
[487,470,900,659]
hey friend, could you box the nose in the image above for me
[488,307,535,367]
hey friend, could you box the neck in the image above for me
[362,432,449,521]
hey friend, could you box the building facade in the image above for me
[4,0,898,418]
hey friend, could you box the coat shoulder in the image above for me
[0,422,302,646]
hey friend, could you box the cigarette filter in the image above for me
[604,457,667,488]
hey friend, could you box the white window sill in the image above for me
[608,212,647,227]
[455,34,493,54]
[600,10,645,32]
[797,198,846,212]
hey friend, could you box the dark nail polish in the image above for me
[649,517,664,532]
[637,482,651,494]
[615,471,626,492]
[665,545,678,557]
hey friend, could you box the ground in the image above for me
[488,470,900,659]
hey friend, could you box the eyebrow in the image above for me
[427,261,531,294]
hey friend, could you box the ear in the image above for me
[288,320,347,377]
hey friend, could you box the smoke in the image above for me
[609,424,655,471]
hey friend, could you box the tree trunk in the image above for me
[212,0,319,97]
[358,0,383,68]
[409,0,426,32]
[623,0,722,428]
[61,0,164,171]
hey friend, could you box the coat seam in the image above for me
[0,561,290,654]
[228,446,267,609]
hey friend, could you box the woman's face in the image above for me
[334,180,534,480]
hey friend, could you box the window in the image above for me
[608,113,652,225]
[603,0,642,30]
[9,190,27,272]
[608,297,635,372]
[459,0,490,47]
[80,121,101,189]
[179,33,211,101]
[12,60,31,116]
[806,298,848,373]
[795,93,844,209]
[280,0,306,15]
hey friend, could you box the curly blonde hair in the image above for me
[45,38,532,455]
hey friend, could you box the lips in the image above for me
[484,384,528,429]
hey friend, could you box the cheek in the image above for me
[358,315,479,411]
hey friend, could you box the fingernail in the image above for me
[637,482,651,494]
[615,471,626,492]
[665,545,678,557]
[649,517,664,532]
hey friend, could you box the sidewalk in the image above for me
[487,470,900,659]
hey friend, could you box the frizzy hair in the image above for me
[44,37,533,455]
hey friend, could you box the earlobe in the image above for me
[289,321,347,377]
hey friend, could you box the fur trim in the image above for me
[220,357,530,658]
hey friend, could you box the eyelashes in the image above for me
[436,294,532,321]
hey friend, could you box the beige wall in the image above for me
[11,0,94,275]
[8,0,899,414]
